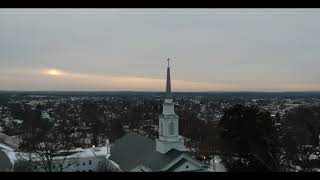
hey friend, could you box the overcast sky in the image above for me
[1,8,320,92]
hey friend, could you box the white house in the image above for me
[1,137,121,172]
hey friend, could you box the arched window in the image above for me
[160,122,163,135]
[169,122,174,135]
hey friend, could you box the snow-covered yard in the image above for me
[208,156,227,172]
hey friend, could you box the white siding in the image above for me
[172,161,201,172]
[33,156,106,172]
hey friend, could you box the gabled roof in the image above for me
[165,149,185,159]
[109,132,172,171]
[161,151,209,172]
[0,132,18,150]
[166,158,187,172]
[0,150,13,171]
[109,132,206,172]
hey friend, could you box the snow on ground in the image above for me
[293,165,302,172]
[13,119,22,124]
[309,153,319,160]
[314,168,320,172]
[208,156,227,172]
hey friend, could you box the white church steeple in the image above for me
[162,58,175,115]
[165,58,172,100]
[156,58,186,154]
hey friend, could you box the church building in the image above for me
[109,59,209,172]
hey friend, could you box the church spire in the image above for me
[166,58,172,99]
[157,57,186,154]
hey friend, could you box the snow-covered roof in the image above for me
[93,146,111,158]
[0,143,15,151]
[0,132,19,150]
[54,145,110,159]
[3,145,111,165]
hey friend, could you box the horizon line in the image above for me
[1,90,320,93]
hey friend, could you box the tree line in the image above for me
[3,97,320,172]
[182,104,320,172]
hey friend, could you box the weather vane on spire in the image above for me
[167,58,170,67]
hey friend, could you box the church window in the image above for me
[169,122,174,135]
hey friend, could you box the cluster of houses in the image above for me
[0,62,226,172]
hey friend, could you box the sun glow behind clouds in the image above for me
[1,67,320,91]
[47,69,63,76]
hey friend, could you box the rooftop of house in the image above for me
[0,144,111,169]
[0,132,19,151]
[0,150,13,171]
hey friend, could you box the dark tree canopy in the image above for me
[218,104,280,172]
[281,105,320,171]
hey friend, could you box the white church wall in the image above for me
[162,154,205,172]
[172,161,201,172]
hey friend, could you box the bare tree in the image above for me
[16,120,77,172]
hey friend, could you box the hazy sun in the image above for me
[48,69,62,76]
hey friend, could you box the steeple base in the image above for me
[156,138,186,154]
